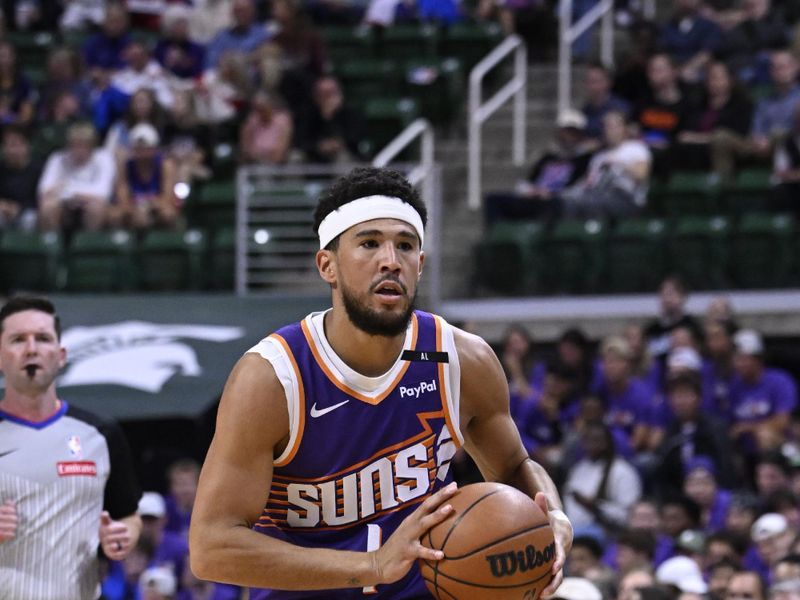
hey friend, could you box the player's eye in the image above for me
[361,239,378,248]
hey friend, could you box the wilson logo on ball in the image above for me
[485,542,556,578]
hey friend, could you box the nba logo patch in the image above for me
[66,435,82,459]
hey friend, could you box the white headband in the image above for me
[317,195,424,250]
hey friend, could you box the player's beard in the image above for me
[341,277,417,337]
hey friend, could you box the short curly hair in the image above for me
[313,167,427,251]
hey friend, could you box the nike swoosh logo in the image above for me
[0,449,17,458]
[309,400,350,418]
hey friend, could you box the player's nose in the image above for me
[378,242,401,271]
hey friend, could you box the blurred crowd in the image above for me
[487,0,800,224]
[454,274,800,600]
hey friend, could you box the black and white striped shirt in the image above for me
[0,401,140,600]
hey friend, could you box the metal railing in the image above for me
[467,34,527,210]
[558,0,657,114]
[558,0,614,114]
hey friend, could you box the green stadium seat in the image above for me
[402,57,464,128]
[321,25,375,64]
[363,97,420,155]
[661,171,720,217]
[192,179,236,231]
[335,59,404,106]
[440,22,504,72]
[721,168,771,215]
[731,213,794,289]
[0,230,62,292]
[7,31,55,74]
[543,219,608,294]
[65,230,135,292]
[208,227,236,290]
[138,229,207,290]
[607,218,669,293]
[474,221,546,295]
[377,24,439,60]
[668,215,731,290]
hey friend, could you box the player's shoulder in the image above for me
[450,325,497,370]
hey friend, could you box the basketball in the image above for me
[419,482,556,600]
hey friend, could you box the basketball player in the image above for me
[190,167,573,598]
[0,296,142,600]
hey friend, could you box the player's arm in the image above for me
[189,353,456,590]
[455,328,573,595]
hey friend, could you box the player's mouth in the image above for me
[372,279,406,305]
[24,364,41,378]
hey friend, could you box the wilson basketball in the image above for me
[419,482,556,600]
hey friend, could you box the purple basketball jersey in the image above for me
[250,310,461,599]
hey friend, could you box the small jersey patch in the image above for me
[401,350,449,363]
[57,461,97,476]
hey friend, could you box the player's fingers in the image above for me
[541,569,563,598]
[534,491,549,516]
[418,482,457,513]
[415,543,445,562]
[99,511,112,526]
[416,502,453,535]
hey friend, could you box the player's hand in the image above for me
[370,482,458,585]
[0,501,18,543]
[535,492,573,598]
[99,511,133,560]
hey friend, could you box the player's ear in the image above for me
[418,250,425,279]
[59,346,67,370]
[316,249,336,284]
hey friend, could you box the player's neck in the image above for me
[0,389,60,421]
[323,310,406,377]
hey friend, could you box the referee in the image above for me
[0,296,142,600]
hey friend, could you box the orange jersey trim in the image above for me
[270,333,306,468]
[299,313,419,406]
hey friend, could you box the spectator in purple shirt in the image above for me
[138,492,189,587]
[164,459,200,538]
[154,5,206,80]
[659,0,722,83]
[205,0,270,70]
[82,2,132,73]
[729,329,798,456]
[705,318,738,419]
[595,335,657,456]
[682,456,732,533]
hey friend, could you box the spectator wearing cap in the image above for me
[656,555,709,596]
[551,576,603,600]
[660,344,719,416]
[556,110,652,220]
[581,63,631,144]
[654,372,738,496]
[138,492,189,587]
[752,513,795,583]
[727,570,768,600]
[140,565,177,600]
[593,335,657,456]
[483,108,594,226]
[111,123,180,231]
[204,0,270,70]
[563,420,642,533]
[682,457,732,533]
[729,330,798,455]
[38,121,116,232]
[154,5,206,80]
